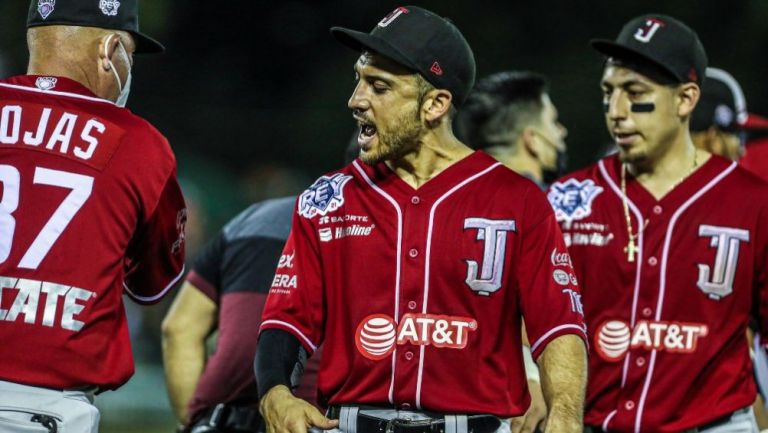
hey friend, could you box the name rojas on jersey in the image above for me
[0,104,107,161]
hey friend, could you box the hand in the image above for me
[511,379,547,433]
[260,385,339,433]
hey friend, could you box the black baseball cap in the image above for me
[691,67,768,132]
[331,6,476,107]
[27,0,164,54]
[591,14,707,86]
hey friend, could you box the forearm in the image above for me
[162,331,207,424]
[537,334,587,432]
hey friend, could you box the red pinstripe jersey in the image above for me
[549,154,768,432]
[260,151,586,416]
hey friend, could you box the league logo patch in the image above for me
[299,173,352,219]
[548,179,604,223]
[38,0,55,20]
[35,77,57,91]
[99,0,121,16]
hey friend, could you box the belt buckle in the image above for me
[388,417,431,433]
[208,403,226,428]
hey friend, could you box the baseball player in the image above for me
[457,71,568,189]
[255,6,587,433]
[548,14,768,432]
[0,1,185,432]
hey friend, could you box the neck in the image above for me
[625,129,711,199]
[28,56,98,96]
[487,142,543,183]
[386,128,473,189]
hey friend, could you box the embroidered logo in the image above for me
[633,18,665,43]
[298,173,353,219]
[378,6,409,28]
[35,77,57,91]
[99,0,121,16]
[548,179,604,223]
[37,0,55,20]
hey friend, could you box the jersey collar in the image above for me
[2,75,113,104]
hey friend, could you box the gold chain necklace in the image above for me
[620,149,699,262]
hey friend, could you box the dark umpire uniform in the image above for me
[168,197,321,433]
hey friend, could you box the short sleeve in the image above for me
[123,172,186,304]
[515,190,587,359]
[258,205,325,354]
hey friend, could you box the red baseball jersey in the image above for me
[0,75,186,390]
[548,154,768,432]
[260,151,586,417]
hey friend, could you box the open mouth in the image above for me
[357,120,378,150]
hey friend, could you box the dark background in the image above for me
[2,2,767,228]
[0,1,766,430]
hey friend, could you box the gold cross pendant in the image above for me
[624,240,637,263]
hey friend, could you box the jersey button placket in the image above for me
[411,196,420,205]
[648,256,658,266]
[408,248,419,258]
[407,300,417,310]
[624,400,635,411]
[404,351,414,361]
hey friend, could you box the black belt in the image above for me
[190,403,263,433]
[328,406,501,433]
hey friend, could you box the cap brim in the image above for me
[330,27,418,72]
[132,31,164,54]
[590,39,682,83]
[743,113,768,130]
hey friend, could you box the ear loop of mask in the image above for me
[603,103,656,113]
[106,35,123,94]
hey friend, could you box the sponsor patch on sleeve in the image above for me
[547,179,604,223]
[298,173,353,219]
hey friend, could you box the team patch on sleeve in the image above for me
[298,173,353,219]
[547,179,604,223]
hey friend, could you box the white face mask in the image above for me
[105,35,132,107]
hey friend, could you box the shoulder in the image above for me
[297,165,358,220]
[547,157,616,224]
[223,196,297,240]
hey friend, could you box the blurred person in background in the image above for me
[456,71,568,189]
[162,141,358,433]
[690,67,757,161]
[0,1,185,432]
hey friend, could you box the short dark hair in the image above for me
[456,71,548,150]
[605,56,679,87]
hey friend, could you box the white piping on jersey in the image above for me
[415,161,503,409]
[123,264,185,304]
[602,409,618,432]
[634,161,737,433]
[598,160,645,389]
[0,82,116,106]
[530,323,586,355]
[352,160,404,405]
[260,320,318,352]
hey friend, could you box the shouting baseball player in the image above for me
[0,0,186,432]
[256,6,587,433]
[548,14,768,432]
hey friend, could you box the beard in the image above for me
[360,106,424,165]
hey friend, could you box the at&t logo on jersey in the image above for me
[595,319,708,362]
[298,174,352,219]
[548,179,603,223]
[355,313,478,361]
